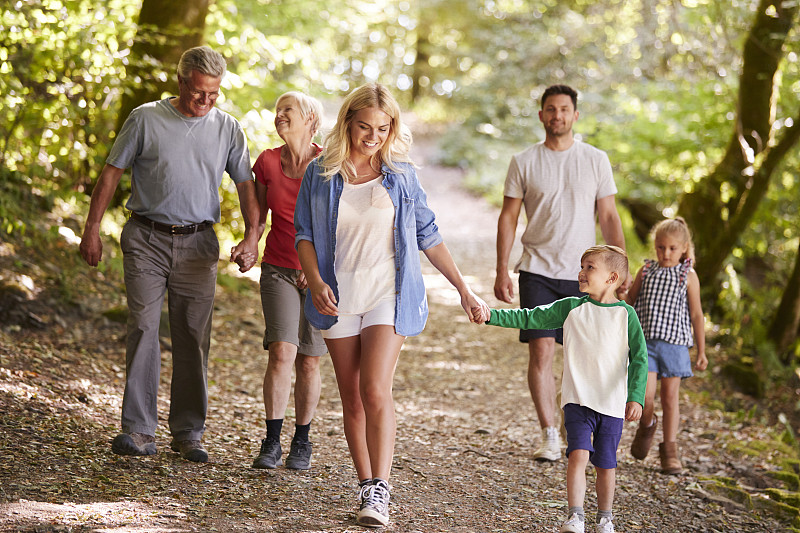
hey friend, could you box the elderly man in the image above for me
[80,45,258,462]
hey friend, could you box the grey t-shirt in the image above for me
[107,97,252,225]
[504,140,617,280]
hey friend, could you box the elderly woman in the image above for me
[294,83,489,528]
[236,92,327,470]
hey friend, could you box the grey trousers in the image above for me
[119,219,219,441]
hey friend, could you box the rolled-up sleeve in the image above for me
[409,169,442,251]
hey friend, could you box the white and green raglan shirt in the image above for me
[487,296,648,419]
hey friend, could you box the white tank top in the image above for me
[334,178,396,314]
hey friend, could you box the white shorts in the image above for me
[321,297,396,339]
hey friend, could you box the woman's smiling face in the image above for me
[348,107,391,160]
[274,96,309,138]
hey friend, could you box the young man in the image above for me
[494,84,628,461]
[80,46,259,462]
[485,245,647,533]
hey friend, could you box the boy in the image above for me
[485,245,648,533]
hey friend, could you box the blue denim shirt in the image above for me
[294,158,443,336]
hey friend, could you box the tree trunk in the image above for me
[115,0,212,131]
[769,240,800,362]
[619,197,663,243]
[411,15,431,102]
[678,0,798,287]
[103,0,211,205]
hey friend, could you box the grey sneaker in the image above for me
[358,478,373,507]
[170,439,208,463]
[111,432,157,456]
[285,439,312,470]
[357,479,390,528]
[252,438,282,469]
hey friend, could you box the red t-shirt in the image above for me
[254,143,322,269]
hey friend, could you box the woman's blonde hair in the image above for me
[653,216,695,263]
[320,83,412,182]
[276,91,324,137]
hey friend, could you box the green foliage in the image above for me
[1,0,138,190]
[2,0,800,384]
[216,270,257,294]
[0,168,51,238]
[427,0,800,371]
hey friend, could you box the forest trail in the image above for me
[0,134,788,532]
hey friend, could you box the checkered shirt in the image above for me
[633,259,693,346]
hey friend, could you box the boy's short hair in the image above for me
[581,245,628,287]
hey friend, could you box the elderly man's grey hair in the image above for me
[177,46,227,80]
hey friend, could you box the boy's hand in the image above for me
[471,305,490,324]
[625,401,642,421]
[460,290,490,324]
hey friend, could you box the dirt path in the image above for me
[0,138,787,532]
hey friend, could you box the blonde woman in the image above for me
[294,83,489,528]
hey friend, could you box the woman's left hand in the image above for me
[461,290,490,324]
[296,271,308,290]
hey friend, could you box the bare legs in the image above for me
[566,449,590,509]
[566,450,615,515]
[263,341,321,425]
[659,377,681,443]
[639,372,658,427]
[527,337,557,429]
[326,325,405,481]
[639,373,681,443]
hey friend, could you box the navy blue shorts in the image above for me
[518,271,582,344]
[563,403,623,469]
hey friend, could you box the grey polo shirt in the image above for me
[107,97,252,225]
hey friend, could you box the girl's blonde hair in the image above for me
[653,216,695,263]
[320,83,413,182]
[276,91,323,137]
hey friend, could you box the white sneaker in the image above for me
[596,516,615,533]
[356,479,390,528]
[560,513,585,533]
[534,426,561,461]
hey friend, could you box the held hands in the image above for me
[625,401,643,422]
[461,289,490,324]
[230,241,257,273]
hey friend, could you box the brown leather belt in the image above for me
[131,212,213,235]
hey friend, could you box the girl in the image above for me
[294,83,489,528]
[625,217,708,474]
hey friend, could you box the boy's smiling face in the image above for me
[578,254,617,300]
